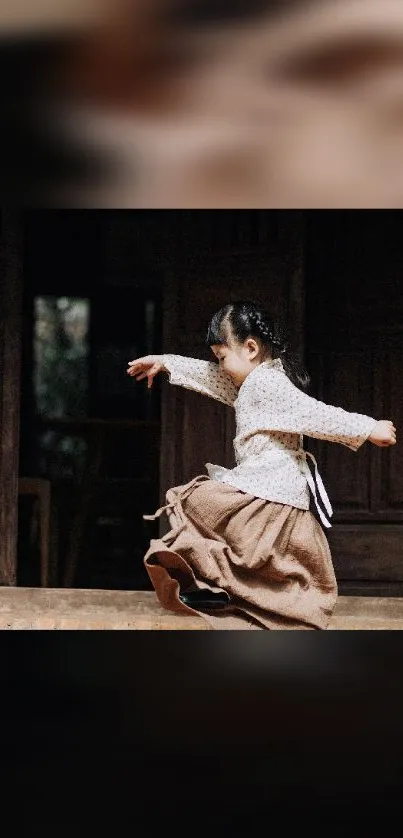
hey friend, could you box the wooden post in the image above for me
[0,211,23,585]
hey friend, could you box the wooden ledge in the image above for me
[0,587,403,629]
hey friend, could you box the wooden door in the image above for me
[159,210,306,499]
[305,210,403,595]
[0,212,23,585]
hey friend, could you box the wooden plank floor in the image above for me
[0,587,403,629]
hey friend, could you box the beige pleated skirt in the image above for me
[143,475,338,630]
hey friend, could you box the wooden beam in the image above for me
[0,588,401,630]
[0,212,23,585]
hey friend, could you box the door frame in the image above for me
[0,211,23,585]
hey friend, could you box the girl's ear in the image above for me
[246,338,260,359]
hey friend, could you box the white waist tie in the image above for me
[297,450,333,529]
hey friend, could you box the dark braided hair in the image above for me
[206,300,310,391]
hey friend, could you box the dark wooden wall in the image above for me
[159,210,306,498]
[1,209,402,593]
[305,211,403,594]
[0,212,23,584]
[159,209,403,594]
[18,211,164,588]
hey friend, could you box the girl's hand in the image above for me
[127,355,165,388]
[368,420,397,447]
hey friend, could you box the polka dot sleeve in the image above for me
[252,367,377,450]
[163,354,238,407]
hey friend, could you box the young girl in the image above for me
[127,300,396,630]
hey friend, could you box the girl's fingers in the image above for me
[128,361,161,385]
[127,362,151,376]
[128,358,146,366]
[147,364,160,387]
[129,357,155,369]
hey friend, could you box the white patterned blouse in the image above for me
[162,354,377,528]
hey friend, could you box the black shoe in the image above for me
[179,589,230,611]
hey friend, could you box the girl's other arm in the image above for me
[261,370,395,450]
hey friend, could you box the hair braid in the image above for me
[206,299,310,390]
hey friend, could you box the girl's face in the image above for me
[211,333,264,387]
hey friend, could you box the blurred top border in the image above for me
[0,0,109,36]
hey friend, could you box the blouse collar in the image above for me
[234,357,284,400]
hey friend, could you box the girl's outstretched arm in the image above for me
[255,366,391,450]
[127,353,238,407]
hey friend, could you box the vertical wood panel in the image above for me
[181,391,230,484]
[307,350,372,511]
[306,210,403,591]
[380,346,403,510]
[0,212,23,585]
[160,210,305,495]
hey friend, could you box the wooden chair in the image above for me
[18,477,51,587]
